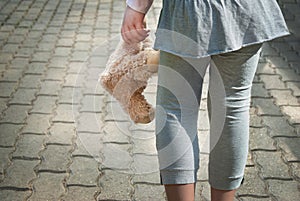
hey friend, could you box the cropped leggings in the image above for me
[155,44,262,190]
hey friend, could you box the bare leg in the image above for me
[211,187,236,201]
[165,183,195,201]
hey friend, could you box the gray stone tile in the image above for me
[12,134,45,159]
[61,186,99,201]
[253,151,291,179]
[0,159,38,187]
[9,88,37,105]
[39,145,72,171]
[29,172,66,201]
[0,105,31,124]
[97,170,132,200]
[68,156,99,185]
[30,96,57,114]
[22,114,51,134]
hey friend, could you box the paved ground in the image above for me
[0,0,299,200]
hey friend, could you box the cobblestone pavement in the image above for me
[0,0,299,200]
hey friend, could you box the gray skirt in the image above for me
[154,0,290,58]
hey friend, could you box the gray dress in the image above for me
[153,0,290,58]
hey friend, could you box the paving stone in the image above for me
[52,103,76,123]
[2,43,20,54]
[267,180,300,201]
[10,57,30,69]
[132,138,157,155]
[7,35,25,44]
[48,56,69,68]
[83,79,106,95]
[252,98,282,116]
[102,143,131,170]
[0,159,38,187]
[261,43,279,57]
[29,172,65,201]
[67,61,84,74]
[31,51,52,63]
[72,137,93,156]
[286,81,300,96]
[0,105,31,124]
[249,113,264,128]
[37,42,55,51]
[133,184,165,201]
[239,196,271,201]
[39,145,71,171]
[47,123,75,145]
[74,42,91,51]
[44,68,66,81]
[0,82,17,98]
[0,98,9,113]
[237,166,269,198]
[0,69,23,82]
[16,47,35,58]
[57,38,74,47]
[269,89,299,106]
[104,102,131,122]
[0,190,32,201]
[61,186,99,201]
[77,112,103,133]
[281,106,300,124]
[63,74,85,88]
[53,47,72,57]
[290,162,300,180]
[266,56,290,68]
[251,83,270,98]
[70,51,90,62]
[19,74,42,89]
[249,127,277,151]
[262,116,297,137]
[98,170,132,200]
[256,62,276,75]
[197,181,211,201]
[0,147,14,174]
[253,151,291,179]
[80,95,104,113]
[40,34,58,43]
[38,80,62,96]
[9,88,37,105]
[276,137,300,162]
[30,96,57,114]
[76,132,103,158]
[68,156,99,185]
[259,74,286,89]
[12,134,45,159]
[132,154,159,175]
[22,114,51,134]
[193,152,207,180]
[58,87,81,104]
[0,124,23,146]
[276,68,300,82]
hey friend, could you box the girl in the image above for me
[121,1,289,200]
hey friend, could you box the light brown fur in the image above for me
[100,38,159,123]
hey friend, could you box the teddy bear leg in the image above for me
[128,87,155,124]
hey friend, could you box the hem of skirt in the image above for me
[153,32,290,59]
[160,169,197,185]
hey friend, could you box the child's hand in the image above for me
[121,6,150,43]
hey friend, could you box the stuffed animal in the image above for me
[99,37,159,124]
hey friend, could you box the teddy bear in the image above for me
[99,36,159,124]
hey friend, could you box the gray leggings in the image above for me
[155,44,262,190]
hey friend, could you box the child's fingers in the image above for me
[122,27,148,43]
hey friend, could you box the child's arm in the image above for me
[121,0,154,43]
